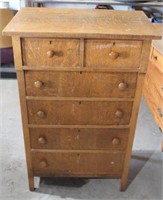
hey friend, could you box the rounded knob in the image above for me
[37,111,46,118]
[34,81,43,88]
[115,110,123,118]
[38,137,47,144]
[109,51,119,59]
[40,160,48,168]
[112,138,120,145]
[153,56,157,61]
[47,50,55,58]
[118,82,128,90]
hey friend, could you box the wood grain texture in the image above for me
[27,100,133,125]
[121,74,145,191]
[3,8,161,40]
[25,71,137,98]
[28,124,130,129]
[151,48,163,73]
[31,150,125,177]
[146,61,163,99]
[29,128,129,150]
[22,66,139,72]
[152,24,163,54]
[85,40,142,69]
[139,40,151,73]
[16,71,34,191]
[6,8,160,191]
[12,37,22,70]
[22,38,80,67]
[143,74,163,131]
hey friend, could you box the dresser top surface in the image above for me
[3,8,161,40]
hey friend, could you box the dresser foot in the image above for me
[120,177,128,192]
[161,136,163,152]
[29,176,35,191]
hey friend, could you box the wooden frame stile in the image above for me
[120,73,144,191]
[12,36,35,191]
[120,40,152,191]
[80,38,84,67]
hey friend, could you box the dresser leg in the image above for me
[120,176,128,192]
[161,136,163,152]
[29,176,35,191]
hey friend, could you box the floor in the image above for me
[0,79,162,200]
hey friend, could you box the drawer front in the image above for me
[22,38,80,67]
[27,100,133,125]
[143,75,163,129]
[147,61,163,99]
[85,40,142,68]
[25,71,137,98]
[150,48,163,73]
[31,151,124,176]
[30,128,129,150]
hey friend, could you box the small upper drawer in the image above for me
[150,48,163,72]
[22,38,80,67]
[25,71,137,98]
[85,40,142,68]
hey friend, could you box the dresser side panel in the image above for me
[16,71,34,190]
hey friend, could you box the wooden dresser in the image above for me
[143,24,163,149]
[3,8,161,191]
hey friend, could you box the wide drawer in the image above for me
[143,74,163,130]
[85,40,142,68]
[22,38,80,67]
[31,151,124,177]
[30,128,129,150]
[27,100,133,125]
[147,61,163,99]
[25,71,137,98]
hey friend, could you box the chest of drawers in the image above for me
[3,8,161,191]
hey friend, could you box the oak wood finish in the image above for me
[30,128,129,150]
[143,75,163,131]
[16,71,34,191]
[31,151,125,177]
[3,8,160,191]
[27,100,133,125]
[121,74,145,191]
[3,8,161,40]
[25,71,137,98]
[85,40,142,69]
[22,38,80,67]
[143,25,163,138]
[147,62,163,99]
[151,48,163,73]
[12,37,23,70]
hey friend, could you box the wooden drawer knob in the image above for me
[109,51,119,59]
[115,110,123,118]
[112,138,120,145]
[40,160,48,168]
[118,82,128,90]
[38,137,47,144]
[37,111,46,118]
[47,50,55,58]
[34,81,43,88]
[153,56,157,61]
